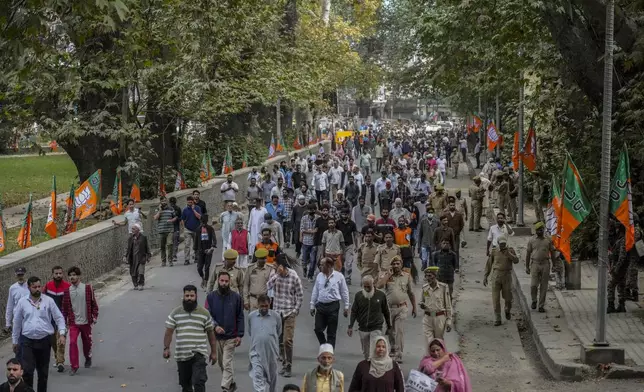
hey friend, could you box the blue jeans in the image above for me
[302,244,318,278]
[421,246,433,270]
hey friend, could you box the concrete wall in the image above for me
[0,142,330,328]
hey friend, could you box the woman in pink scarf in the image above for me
[418,338,472,392]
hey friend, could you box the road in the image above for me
[0,162,642,391]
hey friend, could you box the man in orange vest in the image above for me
[394,216,417,283]
[254,228,282,266]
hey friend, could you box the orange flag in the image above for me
[130,173,141,202]
[0,196,7,253]
[17,194,33,249]
[522,119,537,172]
[487,121,499,151]
[512,132,520,170]
[45,176,57,238]
[75,170,102,221]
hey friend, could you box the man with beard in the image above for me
[360,214,381,243]
[378,180,394,211]
[347,276,391,359]
[360,176,377,211]
[209,250,245,296]
[351,197,371,244]
[442,198,465,272]
[375,208,397,240]
[1,359,33,392]
[44,266,70,373]
[206,271,244,392]
[12,276,66,392]
[61,267,99,376]
[390,198,411,226]
[195,216,217,290]
[292,195,308,258]
[300,204,319,280]
[336,210,358,284]
[344,175,361,207]
[164,285,217,392]
[248,295,282,392]
[125,224,151,290]
[260,211,284,247]
[301,344,344,392]
[244,249,275,311]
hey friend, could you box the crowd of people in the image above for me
[11,116,642,392]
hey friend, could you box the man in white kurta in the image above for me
[248,199,268,257]
[219,202,241,260]
[248,299,281,392]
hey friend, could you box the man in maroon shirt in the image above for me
[44,266,70,373]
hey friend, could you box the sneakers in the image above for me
[57,364,65,373]
[85,358,92,368]
[494,320,502,326]
[505,311,511,320]
[280,365,292,377]
[538,307,545,313]
[531,301,537,310]
[69,369,78,376]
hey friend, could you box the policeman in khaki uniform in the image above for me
[243,248,275,311]
[525,222,556,313]
[468,176,485,232]
[483,235,519,326]
[357,230,380,280]
[208,249,244,295]
[419,266,453,344]
[374,233,401,272]
[376,256,416,362]
[428,184,448,212]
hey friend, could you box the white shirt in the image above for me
[312,172,329,191]
[487,224,515,247]
[247,172,262,183]
[352,172,364,189]
[329,167,343,185]
[12,295,66,344]
[310,271,350,310]
[374,178,388,194]
[124,208,143,234]
[5,282,29,328]
[437,158,447,172]
[220,181,239,201]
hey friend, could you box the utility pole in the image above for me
[518,70,525,226]
[478,92,484,161]
[595,0,614,347]
[276,97,282,151]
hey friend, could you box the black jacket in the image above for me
[194,224,217,253]
[360,184,376,205]
[349,289,391,332]
[0,381,34,392]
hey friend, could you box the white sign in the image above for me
[405,369,438,392]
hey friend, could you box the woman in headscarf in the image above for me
[348,336,405,392]
[419,338,472,392]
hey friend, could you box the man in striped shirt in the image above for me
[164,285,217,392]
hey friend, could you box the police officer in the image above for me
[208,249,245,296]
[468,176,485,232]
[608,226,642,313]
[428,184,448,212]
[243,248,275,311]
[419,266,452,345]
[525,222,556,313]
[483,235,519,325]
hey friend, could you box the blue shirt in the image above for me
[181,205,202,231]
[12,295,66,344]
[206,291,244,340]
[265,203,285,223]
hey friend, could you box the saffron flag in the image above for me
[207,151,216,179]
[512,132,520,170]
[556,155,591,262]
[522,119,537,172]
[486,121,499,152]
[472,115,482,133]
[109,171,123,216]
[64,183,77,234]
[242,151,249,168]
[276,136,284,152]
[293,134,302,150]
[17,194,33,249]
[45,175,57,238]
[200,151,209,182]
[0,196,7,253]
[268,136,276,158]
[75,169,102,221]
[546,175,562,243]
[130,173,141,202]
[222,144,234,175]
[174,169,187,192]
[610,145,635,251]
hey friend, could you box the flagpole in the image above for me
[517,69,525,227]
[276,97,282,154]
[595,0,614,347]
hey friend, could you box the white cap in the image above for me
[318,343,334,357]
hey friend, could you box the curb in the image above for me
[511,268,594,381]
[604,364,644,379]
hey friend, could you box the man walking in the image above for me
[432,239,458,297]
[125,224,151,290]
[12,276,66,392]
[206,271,244,392]
[61,267,98,376]
[248,198,268,257]
[181,196,202,265]
[209,249,244,295]
[443,198,464,272]
[155,196,176,267]
[419,267,452,344]
[357,230,379,280]
[376,257,416,363]
[220,202,240,259]
[43,266,69,373]
[320,217,345,271]
[310,258,350,348]
[4,267,29,336]
[300,204,318,279]
[195,216,217,290]
[267,257,304,378]
[248,294,281,392]
[243,249,275,311]
[525,222,557,313]
[469,177,485,232]
[483,236,519,325]
[347,276,391,359]
[418,206,439,270]
[301,344,344,392]
[336,210,358,284]
[164,285,217,392]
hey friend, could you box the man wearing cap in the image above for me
[5,267,29,336]
[469,177,485,232]
[428,185,448,212]
[208,250,244,296]
[420,266,453,343]
[301,344,344,392]
[244,249,275,311]
[484,235,519,325]
[525,222,557,312]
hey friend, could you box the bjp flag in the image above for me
[130,173,141,202]
[44,175,57,238]
[0,197,7,253]
[17,194,33,249]
[75,170,102,221]
[512,132,520,170]
[487,121,499,152]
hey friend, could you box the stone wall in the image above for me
[0,142,329,328]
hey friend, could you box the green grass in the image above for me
[0,155,78,207]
